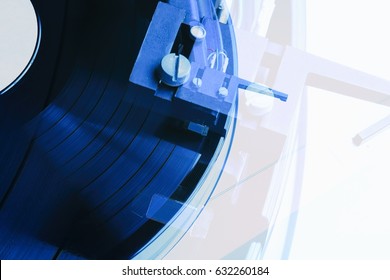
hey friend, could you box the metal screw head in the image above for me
[190,25,207,41]
[160,53,191,87]
[218,87,229,97]
[192,77,202,88]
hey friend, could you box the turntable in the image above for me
[1,0,389,260]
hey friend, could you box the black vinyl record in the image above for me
[0,0,237,259]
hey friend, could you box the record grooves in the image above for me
[0,0,237,259]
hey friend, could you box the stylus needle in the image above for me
[353,114,390,146]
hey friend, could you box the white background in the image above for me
[289,0,390,259]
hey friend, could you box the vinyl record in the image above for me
[0,0,238,259]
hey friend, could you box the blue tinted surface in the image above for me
[0,0,229,259]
